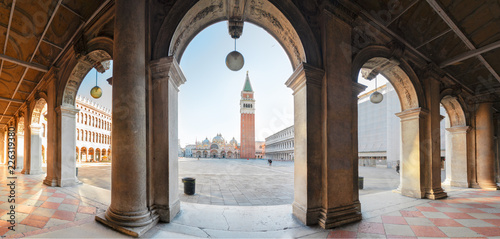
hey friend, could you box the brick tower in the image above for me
[240,71,256,159]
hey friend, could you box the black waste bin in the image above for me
[182,177,196,195]
[358,176,364,190]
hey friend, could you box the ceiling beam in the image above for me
[426,0,500,83]
[416,29,451,49]
[0,114,14,118]
[61,3,85,20]
[386,0,420,27]
[0,96,23,104]
[0,53,48,72]
[440,40,500,67]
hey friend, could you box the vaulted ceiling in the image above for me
[0,0,111,126]
[350,0,500,98]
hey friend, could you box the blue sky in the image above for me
[78,21,386,147]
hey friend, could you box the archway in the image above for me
[81,147,87,162]
[25,98,47,175]
[441,95,470,187]
[353,45,445,199]
[96,149,101,162]
[88,148,94,162]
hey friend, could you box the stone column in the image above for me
[150,57,186,222]
[22,107,31,174]
[52,106,80,186]
[424,77,447,199]
[17,129,24,171]
[396,108,427,198]
[319,10,361,228]
[29,124,44,175]
[96,0,157,236]
[475,102,499,189]
[444,126,470,187]
[0,129,5,165]
[285,63,324,226]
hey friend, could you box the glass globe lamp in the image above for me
[370,91,383,104]
[90,86,102,99]
[225,50,244,71]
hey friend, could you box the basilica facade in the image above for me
[191,134,239,158]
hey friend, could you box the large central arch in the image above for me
[147,0,332,229]
[153,0,321,69]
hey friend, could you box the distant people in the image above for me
[268,159,272,166]
[396,162,400,174]
[197,157,200,160]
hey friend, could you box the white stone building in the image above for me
[191,134,239,158]
[74,96,112,162]
[265,125,294,161]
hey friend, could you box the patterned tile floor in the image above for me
[327,190,500,238]
[0,168,105,238]
[1,163,500,238]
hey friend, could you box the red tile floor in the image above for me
[0,168,105,238]
[328,190,500,238]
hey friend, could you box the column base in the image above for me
[474,182,500,190]
[292,202,321,226]
[318,203,362,229]
[59,178,82,187]
[155,199,180,223]
[401,188,425,198]
[426,188,448,200]
[96,212,159,238]
[43,176,58,187]
[450,180,469,188]
[28,169,44,175]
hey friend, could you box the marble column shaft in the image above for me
[285,63,324,226]
[101,0,156,232]
[424,77,446,199]
[475,102,498,189]
[445,126,470,187]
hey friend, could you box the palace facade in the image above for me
[191,134,239,158]
[74,96,112,162]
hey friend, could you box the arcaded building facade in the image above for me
[75,96,112,162]
[265,125,294,161]
[0,1,498,236]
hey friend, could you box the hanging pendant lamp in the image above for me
[226,38,244,71]
[90,70,102,99]
[370,76,383,104]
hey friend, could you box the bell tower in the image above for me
[240,71,255,159]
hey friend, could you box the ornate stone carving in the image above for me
[62,50,112,106]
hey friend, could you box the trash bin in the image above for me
[182,177,196,195]
[358,176,364,190]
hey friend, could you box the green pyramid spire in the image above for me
[243,71,253,92]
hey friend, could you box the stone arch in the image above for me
[440,94,470,188]
[440,95,467,127]
[352,45,431,198]
[153,0,321,69]
[60,49,112,107]
[31,98,47,125]
[352,45,424,111]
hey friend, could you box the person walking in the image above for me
[396,161,400,174]
[268,159,272,166]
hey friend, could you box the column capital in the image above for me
[285,62,324,93]
[395,107,428,121]
[56,105,80,117]
[446,126,470,133]
[150,57,186,92]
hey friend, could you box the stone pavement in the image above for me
[77,157,402,206]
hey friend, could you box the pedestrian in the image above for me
[268,159,272,166]
[396,161,400,174]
